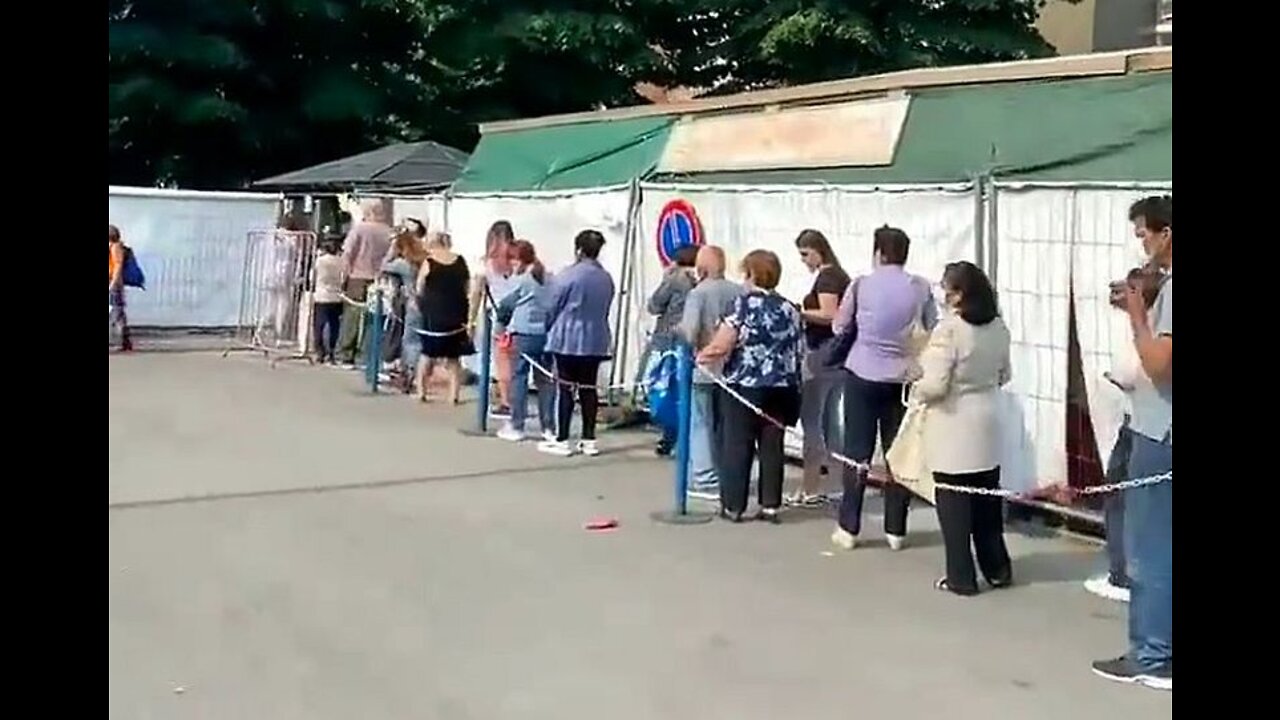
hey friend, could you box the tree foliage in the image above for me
[109,0,1058,188]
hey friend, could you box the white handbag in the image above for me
[886,399,936,506]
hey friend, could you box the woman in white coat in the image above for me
[913,261,1013,596]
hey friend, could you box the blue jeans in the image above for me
[401,309,423,373]
[510,333,555,432]
[689,384,721,487]
[1123,432,1172,669]
[1099,424,1133,587]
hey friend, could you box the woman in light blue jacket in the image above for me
[495,240,555,442]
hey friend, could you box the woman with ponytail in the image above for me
[494,239,556,442]
[470,221,518,417]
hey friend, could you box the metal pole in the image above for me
[368,288,384,392]
[673,343,693,514]
[476,306,493,433]
[651,342,713,525]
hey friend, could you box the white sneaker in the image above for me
[578,440,600,457]
[537,439,575,457]
[885,533,906,551]
[542,429,557,443]
[1084,575,1131,603]
[831,525,858,550]
[496,424,525,442]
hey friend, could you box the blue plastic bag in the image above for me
[121,246,146,290]
[645,350,680,433]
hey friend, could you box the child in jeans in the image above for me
[312,239,345,363]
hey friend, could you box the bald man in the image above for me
[677,245,743,495]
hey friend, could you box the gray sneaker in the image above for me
[1091,656,1171,691]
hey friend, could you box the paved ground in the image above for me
[108,352,1172,720]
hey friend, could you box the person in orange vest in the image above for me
[108,224,133,352]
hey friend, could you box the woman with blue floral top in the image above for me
[696,250,803,523]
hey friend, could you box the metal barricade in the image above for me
[223,230,318,366]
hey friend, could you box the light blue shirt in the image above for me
[497,269,550,336]
[546,259,615,357]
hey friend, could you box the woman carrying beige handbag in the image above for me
[910,261,1013,597]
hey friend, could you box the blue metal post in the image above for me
[476,308,493,433]
[673,343,694,515]
[368,288,384,393]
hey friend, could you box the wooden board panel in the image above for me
[656,96,911,173]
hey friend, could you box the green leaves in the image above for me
[110,0,1060,188]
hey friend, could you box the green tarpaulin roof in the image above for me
[455,71,1171,192]
[453,116,673,193]
[666,72,1172,185]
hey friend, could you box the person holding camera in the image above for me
[1091,195,1173,692]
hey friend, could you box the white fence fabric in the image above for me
[637,183,978,305]
[992,188,1073,493]
[384,194,450,234]
[1063,187,1169,472]
[108,187,281,327]
[447,187,636,381]
[638,182,980,456]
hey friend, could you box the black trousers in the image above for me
[719,385,788,514]
[312,302,343,360]
[554,354,603,441]
[934,468,1013,595]
[838,371,912,536]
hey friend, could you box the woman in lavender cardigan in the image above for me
[830,227,938,552]
[537,230,616,458]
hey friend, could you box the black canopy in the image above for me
[254,141,469,193]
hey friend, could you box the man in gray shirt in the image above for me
[678,245,743,494]
[1092,195,1173,692]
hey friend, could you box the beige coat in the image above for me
[913,313,1012,475]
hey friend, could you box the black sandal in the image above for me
[718,508,744,523]
[753,508,782,525]
[935,577,979,596]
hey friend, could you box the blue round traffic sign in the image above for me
[655,199,704,267]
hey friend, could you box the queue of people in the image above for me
[299,194,1171,691]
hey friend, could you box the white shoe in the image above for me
[496,424,525,442]
[831,525,858,550]
[578,440,600,457]
[1084,575,1131,603]
[542,429,557,443]
[537,439,575,457]
[885,533,906,551]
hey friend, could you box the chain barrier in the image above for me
[347,292,1170,500]
[698,369,1170,501]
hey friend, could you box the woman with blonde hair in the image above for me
[415,231,475,403]
[470,221,517,417]
[382,223,429,392]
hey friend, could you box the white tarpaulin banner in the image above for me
[108,186,280,327]
[447,187,636,382]
[638,182,979,455]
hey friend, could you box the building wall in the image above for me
[1093,0,1159,51]
[1038,0,1097,56]
[1036,0,1163,54]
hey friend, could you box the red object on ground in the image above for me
[584,518,619,531]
